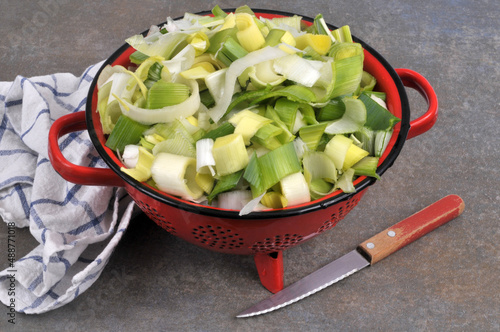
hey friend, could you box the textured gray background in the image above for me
[0,0,499,331]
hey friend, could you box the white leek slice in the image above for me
[292,137,309,160]
[273,54,322,87]
[280,172,311,206]
[98,72,133,134]
[208,46,289,123]
[122,144,140,169]
[370,93,387,109]
[196,138,216,175]
[239,192,266,216]
[151,152,204,200]
[217,190,253,210]
[324,97,366,135]
[117,78,200,125]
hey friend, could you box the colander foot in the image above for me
[254,252,284,293]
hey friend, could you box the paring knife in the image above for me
[237,194,465,318]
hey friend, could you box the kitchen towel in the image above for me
[0,62,136,314]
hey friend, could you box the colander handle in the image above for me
[396,68,438,140]
[48,111,125,187]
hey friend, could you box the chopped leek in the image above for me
[261,191,288,209]
[331,25,353,43]
[105,115,150,153]
[235,13,266,52]
[299,122,327,151]
[196,138,216,175]
[324,134,352,171]
[336,168,356,193]
[343,143,370,171]
[145,81,190,109]
[122,144,140,168]
[352,156,380,179]
[212,133,249,176]
[256,142,301,196]
[280,172,311,206]
[207,170,243,203]
[273,54,322,87]
[303,151,338,185]
[324,97,366,135]
[151,152,204,200]
[116,78,200,125]
[295,33,332,55]
[121,147,155,182]
[99,6,402,213]
[202,122,235,140]
[358,92,401,131]
[218,190,253,210]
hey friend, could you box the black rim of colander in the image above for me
[87,8,410,220]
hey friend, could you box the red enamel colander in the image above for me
[48,9,438,293]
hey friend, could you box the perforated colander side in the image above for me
[191,225,245,251]
[135,200,176,234]
[318,195,362,233]
[250,234,305,253]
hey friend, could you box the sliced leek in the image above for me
[151,152,204,200]
[273,54,322,87]
[100,6,403,212]
[324,97,366,135]
[303,151,338,184]
[145,81,190,109]
[352,156,380,179]
[212,133,249,176]
[207,170,243,202]
[295,33,332,55]
[280,172,311,206]
[105,115,150,152]
[324,134,352,171]
[358,92,400,131]
[261,191,288,209]
[121,147,155,182]
[117,78,200,125]
[196,138,216,175]
[336,168,356,193]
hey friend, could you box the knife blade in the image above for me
[237,194,465,318]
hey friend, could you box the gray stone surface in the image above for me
[0,0,498,331]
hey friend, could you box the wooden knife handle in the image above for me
[358,195,465,265]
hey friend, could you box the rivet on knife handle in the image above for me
[358,194,465,265]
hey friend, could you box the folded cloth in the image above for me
[0,63,137,314]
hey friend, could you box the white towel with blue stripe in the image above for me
[0,62,136,314]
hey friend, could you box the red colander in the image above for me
[48,9,438,293]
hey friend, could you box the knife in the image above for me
[237,194,465,318]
